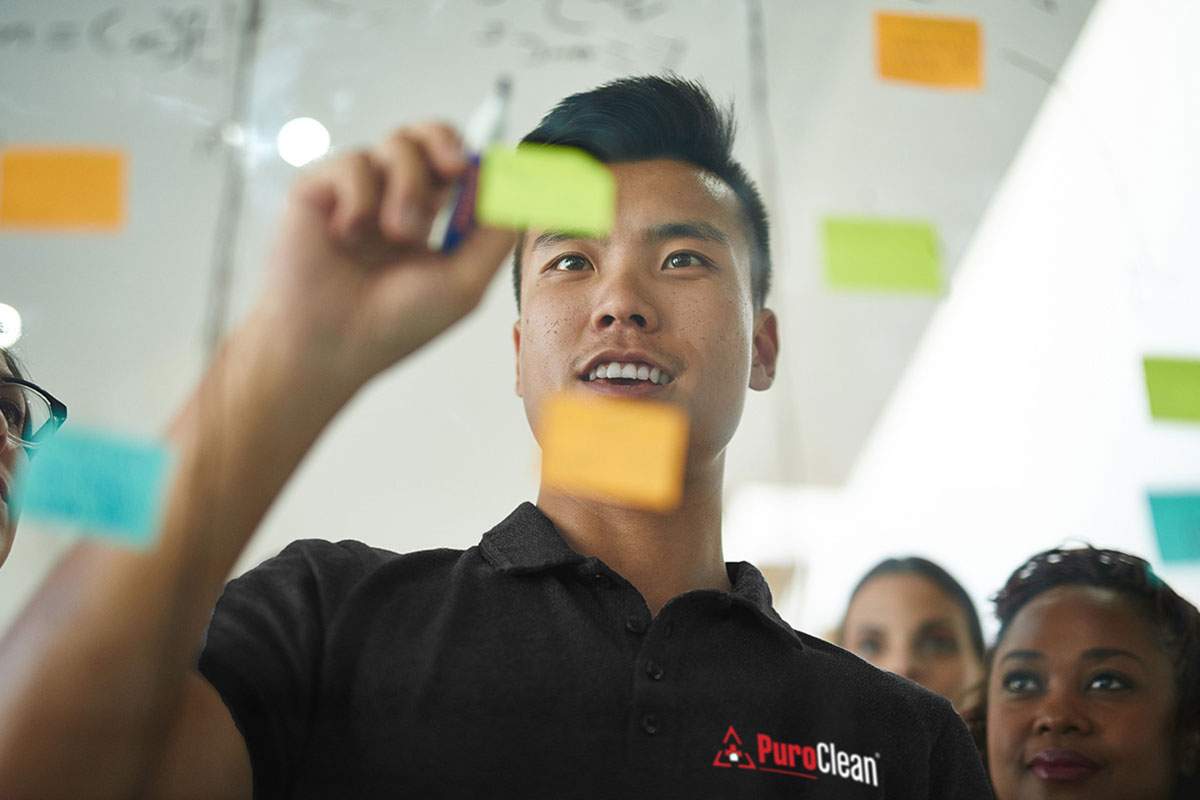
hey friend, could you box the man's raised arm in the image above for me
[0,124,515,800]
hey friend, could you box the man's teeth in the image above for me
[585,362,671,384]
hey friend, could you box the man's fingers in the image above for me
[444,226,518,310]
[402,122,467,178]
[374,126,465,243]
[327,152,384,242]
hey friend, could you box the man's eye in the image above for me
[1001,671,1041,694]
[664,252,708,269]
[1087,672,1133,692]
[550,254,592,272]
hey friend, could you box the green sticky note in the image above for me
[1147,492,1200,563]
[13,427,173,547]
[822,217,943,293]
[477,144,615,236]
[1143,356,1200,423]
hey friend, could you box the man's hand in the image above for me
[257,122,516,388]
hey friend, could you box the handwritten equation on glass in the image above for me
[0,4,235,73]
[473,0,686,71]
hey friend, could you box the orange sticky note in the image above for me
[539,393,689,512]
[0,148,125,230]
[876,12,983,90]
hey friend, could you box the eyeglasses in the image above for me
[0,377,68,454]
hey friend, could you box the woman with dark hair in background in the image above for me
[839,556,987,711]
[0,347,67,568]
[978,546,1200,800]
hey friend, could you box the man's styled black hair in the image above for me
[842,556,987,662]
[513,75,771,310]
[964,546,1200,798]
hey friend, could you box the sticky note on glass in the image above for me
[1143,356,1200,423]
[822,217,943,293]
[13,428,173,547]
[876,12,983,90]
[539,393,688,512]
[1147,492,1200,563]
[0,148,125,230]
[477,144,614,236]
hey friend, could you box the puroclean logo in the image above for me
[711,725,880,788]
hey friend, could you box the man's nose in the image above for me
[590,270,659,332]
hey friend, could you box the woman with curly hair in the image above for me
[975,546,1200,800]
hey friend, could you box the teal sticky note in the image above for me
[822,217,943,293]
[1143,356,1200,424]
[477,144,615,236]
[1148,492,1200,563]
[13,427,173,547]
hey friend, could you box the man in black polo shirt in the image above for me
[0,78,992,798]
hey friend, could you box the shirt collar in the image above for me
[480,502,803,650]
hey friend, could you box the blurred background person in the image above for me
[839,556,987,711]
[0,348,68,568]
[979,546,1200,800]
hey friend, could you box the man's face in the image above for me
[512,159,778,471]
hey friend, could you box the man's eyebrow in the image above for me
[528,231,606,251]
[645,220,730,246]
[1000,649,1043,663]
[527,221,731,253]
[1081,647,1146,665]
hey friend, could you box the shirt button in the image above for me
[641,713,660,735]
[662,621,674,638]
[625,615,647,634]
[645,660,664,681]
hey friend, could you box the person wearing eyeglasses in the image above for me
[967,546,1200,800]
[0,347,68,568]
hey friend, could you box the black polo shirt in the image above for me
[199,502,992,798]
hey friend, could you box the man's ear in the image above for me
[749,308,779,391]
[512,320,523,398]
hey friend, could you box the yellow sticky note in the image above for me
[539,393,688,512]
[876,12,983,90]
[477,144,614,236]
[0,148,125,230]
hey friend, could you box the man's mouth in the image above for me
[582,361,674,386]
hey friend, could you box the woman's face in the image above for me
[987,585,1179,800]
[842,572,984,708]
[0,361,27,567]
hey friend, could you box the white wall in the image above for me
[726,0,1200,637]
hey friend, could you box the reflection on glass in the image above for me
[277,117,331,167]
